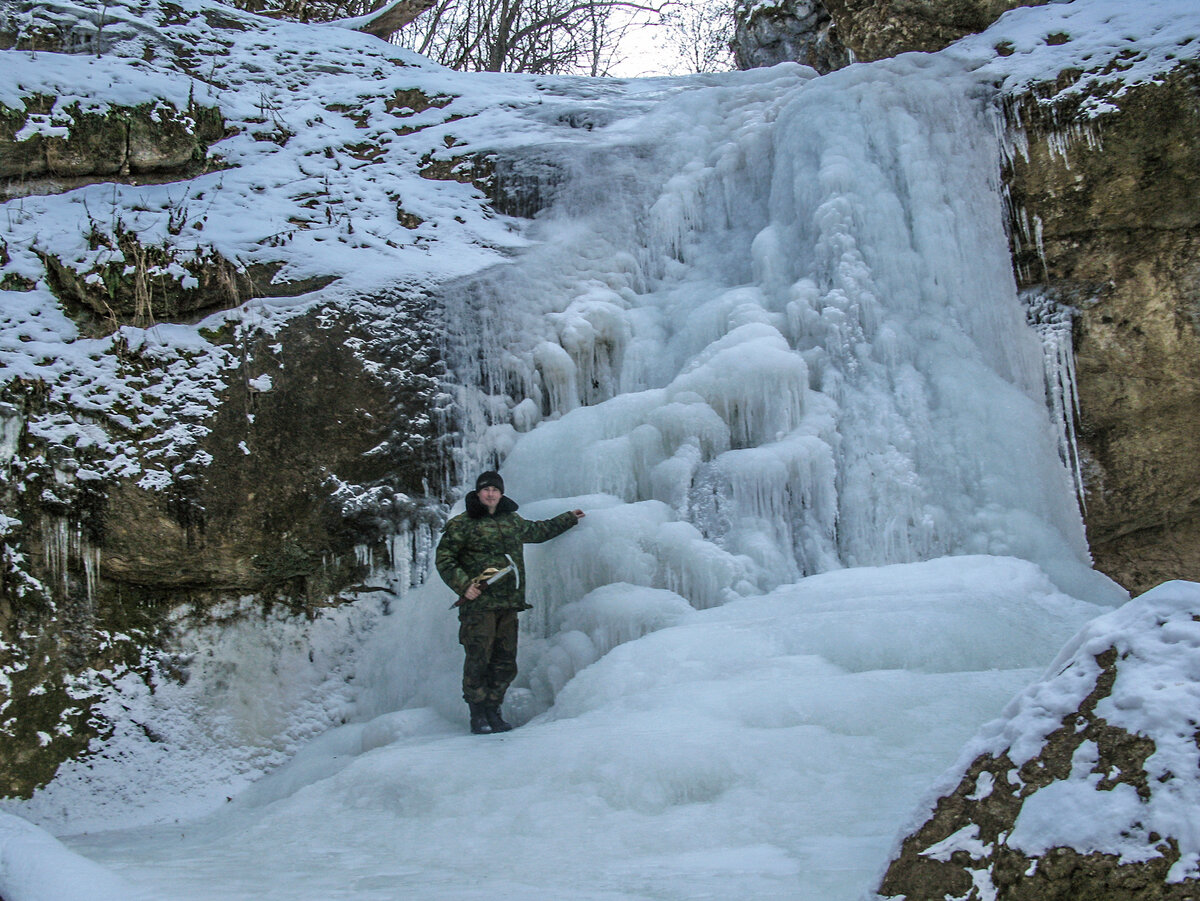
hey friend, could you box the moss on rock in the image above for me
[0,95,227,182]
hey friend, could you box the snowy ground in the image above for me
[4,0,1198,899]
[10,558,1111,901]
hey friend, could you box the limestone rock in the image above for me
[39,234,335,336]
[0,96,226,185]
[731,0,851,73]
[732,0,1045,70]
[822,0,1046,62]
[1003,64,1200,594]
[878,580,1200,901]
[0,296,446,798]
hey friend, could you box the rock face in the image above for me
[0,295,445,797]
[877,580,1200,900]
[0,0,479,798]
[731,0,1044,72]
[0,96,226,188]
[820,0,1045,61]
[40,235,336,337]
[1002,65,1200,597]
[730,0,850,74]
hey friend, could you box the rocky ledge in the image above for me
[1002,64,1200,597]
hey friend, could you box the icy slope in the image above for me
[59,557,1105,901]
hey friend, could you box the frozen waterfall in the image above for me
[7,48,1131,901]
[438,59,1104,625]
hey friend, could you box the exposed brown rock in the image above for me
[732,0,1047,70]
[0,95,227,186]
[879,584,1200,901]
[95,305,441,593]
[822,0,1046,61]
[419,148,496,192]
[39,229,336,336]
[1003,64,1200,594]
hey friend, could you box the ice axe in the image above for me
[450,554,519,608]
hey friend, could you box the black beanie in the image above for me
[475,471,504,493]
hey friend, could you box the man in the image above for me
[435,470,584,734]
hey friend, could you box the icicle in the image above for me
[354,544,374,573]
[0,405,22,464]
[42,516,70,596]
[1025,292,1087,513]
[38,515,100,605]
[81,541,101,606]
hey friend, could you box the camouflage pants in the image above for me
[458,609,519,704]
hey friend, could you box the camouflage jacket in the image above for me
[435,492,579,612]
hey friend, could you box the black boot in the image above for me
[484,703,513,733]
[468,702,493,734]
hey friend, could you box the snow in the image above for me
[922,824,992,863]
[46,558,1111,901]
[2,0,1197,898]
[972,580,1200,878]
[0,812,144,901]
[950,0,1200,113]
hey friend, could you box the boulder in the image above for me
[878,580,1200,901]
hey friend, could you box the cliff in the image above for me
[0,0,485,797]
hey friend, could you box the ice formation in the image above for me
[441,57,1111,625]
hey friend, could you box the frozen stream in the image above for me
[4,46,1129,901]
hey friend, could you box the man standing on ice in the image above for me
[436,471,584,734]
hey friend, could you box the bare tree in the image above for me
[226,0,721,77]
[396,0,663,74]
[653,0,734,74]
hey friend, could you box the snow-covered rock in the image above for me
[878,580,1200,900]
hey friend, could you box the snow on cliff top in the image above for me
[957,0,1200,112]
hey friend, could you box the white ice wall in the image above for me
[440,58,1108,624]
